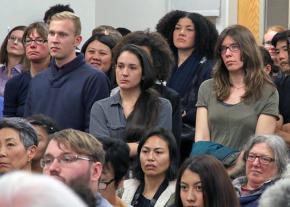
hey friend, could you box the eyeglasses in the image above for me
[8,35,23,44]
[247,153,275,165]
[40,154,93,168]
[263,41,272,46]
[220,43,240,55]
[23,38,47,46]
[98,178,115,190]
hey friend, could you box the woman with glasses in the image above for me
[0,25,26,98]
[3,22,50,117]
[233,134,288,207]
[122,128,179,207]
[195,25,279,151]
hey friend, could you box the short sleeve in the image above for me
[157,98,172,130]
[196,79,212,108]
[261,88,279,119]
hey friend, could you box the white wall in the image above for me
[0,0,238,44]
[0,0,95,47]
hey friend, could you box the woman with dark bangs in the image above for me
[173,155,239,207]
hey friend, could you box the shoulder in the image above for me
[200,78,214,88]
[6,72,31,88]
[261,83,278,98]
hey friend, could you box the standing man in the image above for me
[41,129,112,207]
[24,12,110,131]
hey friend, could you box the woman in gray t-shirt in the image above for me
[195,25,279,150]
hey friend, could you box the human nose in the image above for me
[47,157,61,170]
[0,145,7,156]
[186,188,196,202]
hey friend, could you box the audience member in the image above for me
[156,10,218,159]
[24,12,110,131]
[99,138,130,207]
[122,128,178,207]
[258,178,290,207]
[0,25,26,97]
[89,44,172,157]
[43,3,74,23]
[0,117,37,174]
[41,128,112,207]
[233,134,289,207]
[112,31,181,146]
[0,171,87,207]
[259,46,279,78]
[26,114,60,172]
[82,32,118,88]
[116,27,131,36]
[4,22,50,117]
[272,30,290,74]
[174,155,239,207]
[92,25,122,43]
[195,24,279,150]
[263,25,285,65]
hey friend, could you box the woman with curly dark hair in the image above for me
[156,10,218,159]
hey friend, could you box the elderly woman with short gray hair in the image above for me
[0,117,38,174]
[233,134,289,207]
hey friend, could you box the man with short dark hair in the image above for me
[272,30,290,73]
[24,12,110,131]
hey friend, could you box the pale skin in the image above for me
[195,36,277,142]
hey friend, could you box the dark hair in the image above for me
[92,25,122,43]
[101,138,130,187]
[113,31,174,82]
[175,155,239,207]
[134,128,179,181]
[0,117,38,148]
[26,114,60,135]
[116,27,131,36]
[0,25,26,65]
[271,30,290,47]
[156,10,217,60]
[43,4,74,23]
[259,46,279,74]
[114,44,160,141]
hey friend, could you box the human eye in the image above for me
[141,148,149,154]
[174,25,181,30]
[220,46,227,53]
[6,142,16,147]
[261,156,273,164]
[36,39,46,44]
[231,44,240,50]
[116,63,124,69]
[42,156,53,165]
[24,39,32,44]
[195,183,203,192]
[61,154,77,164]
[180,183,189,191]
[58,32,68,38]
[129,65,138,70]
[48,31,55,36]
[10,35,16,41]
[247,154,256,160]
[275,49,280,55]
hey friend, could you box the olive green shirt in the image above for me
[196,79,279,150]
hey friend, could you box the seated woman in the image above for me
[112,31,181,146]
[122,128,179,207]
[81,32,118,88]
[89,44,172,157]
[174,155,239,207]
[233,134,289,207]
[26,114,60,173]
[98,138,130,207]
[195,25,279,150]
[0,117,37,174]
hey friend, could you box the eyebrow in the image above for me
[4,137,17,142]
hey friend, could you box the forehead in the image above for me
[10,30,24,37]
[177,17,194,26]
[87,40,111,50]
[0,128,21,141]
[45,139,74,155]
[117,51,140,63]
[276,40,288,48]
[143,135,168,148]
[49,19,75,33]
[27,29,42,38]
[249,142,273,156]
[181,168,200,181]
[222,35,237,45]
[264,31,277,41]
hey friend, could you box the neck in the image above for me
[30,57,50,77]
[7,55,22,70]
[55,52,76,68]
[120,88,141,104]
[177,48,194,67]
[229,71,245,88]
[31,160,42,173]
[245,180,264,191]
[143,174,166,199]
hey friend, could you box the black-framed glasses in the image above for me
[40,154,93,168]
[23,38,47,46]
[247,153,275,165]
[220,43,240,55]
[98,178,115,190]
[8,35,23,44]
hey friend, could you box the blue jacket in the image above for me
[24,53,110,131]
